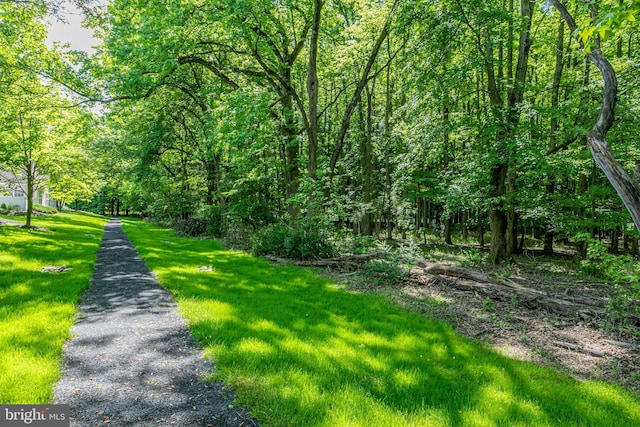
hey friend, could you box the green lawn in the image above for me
[122,218,640,427]
[0,211,107,403]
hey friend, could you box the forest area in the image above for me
[2,0,640,390]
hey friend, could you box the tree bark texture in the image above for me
[307,0,322,185]
[482,0,533,263]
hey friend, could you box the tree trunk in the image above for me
[26,160,34,228]
[444,218,453,245]
[306,0,322,217]
[610,228,620,254]
[550,0,640,233]
[488,208,508,263]
[282,94,300,220]
[462,212,469,240]
[484,0,534,264]
[544,19,565,255]
[384,45,394,241]
[361,81,375,236]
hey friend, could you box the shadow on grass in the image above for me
[0,212,107,403]
[124,219,640,427]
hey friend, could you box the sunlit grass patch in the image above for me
[123,218,640,426]
[0,211,107,403]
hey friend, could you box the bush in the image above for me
[251,224,290,257]
[195,205,223,237]
[222,221,253,251]
[1,204,21,215]
[361,256,409,287]
[359,241,417,287]
[33,204,58,214]
[251,222,336,260]
[284,224,336,259]
[576,234,640,326]
[174,217,208,237]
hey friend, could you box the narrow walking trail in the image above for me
[54,218,256,426]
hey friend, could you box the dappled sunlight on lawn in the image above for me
[123,218,640,427]
[0,212,108,403]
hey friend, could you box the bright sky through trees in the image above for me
[46,1,98,54]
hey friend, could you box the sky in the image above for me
[47,2,100,54]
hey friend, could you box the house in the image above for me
[0,171,58,210]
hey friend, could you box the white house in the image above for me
[0,171,58,210]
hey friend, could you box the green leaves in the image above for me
[574,0,639,52]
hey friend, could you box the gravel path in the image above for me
[54,218,257,426]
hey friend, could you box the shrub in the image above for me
[575,234,640,326]
[222,221,253,251]
[361,255,409,287]
[193,204,223,237]
[33,204,58,214]
[174,217,208,237]
[359,241,417,287]
[251,224,290,257]
[284,224,336,260]
[459,247,484,268]
[251,222,336,260]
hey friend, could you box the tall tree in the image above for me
[549,0,640,233]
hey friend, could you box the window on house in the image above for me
[13,189,24,198]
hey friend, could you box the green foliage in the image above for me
[575,233,640,325]
[459,248,484,268]
[174,217,209,238]
[0,203,20,214]
[196,204,223,237]
[251,222,337,260]
[574,0,639,53]
[250,224,290,257]
[173,205,224,238]
[331,233,380,255]
[483,297,496,313]
[124,218,640,427]
[361,254,409,287]
[32,204,57,214]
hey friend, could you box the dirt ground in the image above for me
[330,250,640,397]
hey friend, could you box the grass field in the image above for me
[0,211,107,403]
[122,218,640,427]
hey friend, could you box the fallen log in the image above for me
[552,340,605,357]
[602,339,638,349]
[265,252,389,267]
[422,264,497,284]
[411,263,607,317]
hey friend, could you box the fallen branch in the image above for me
[265,252,389,267]
[603,339,637,349]
[411,261,607,317]
[420,263,497,284]
[552,340,605,357]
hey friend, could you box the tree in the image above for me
[548,0,640,234]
